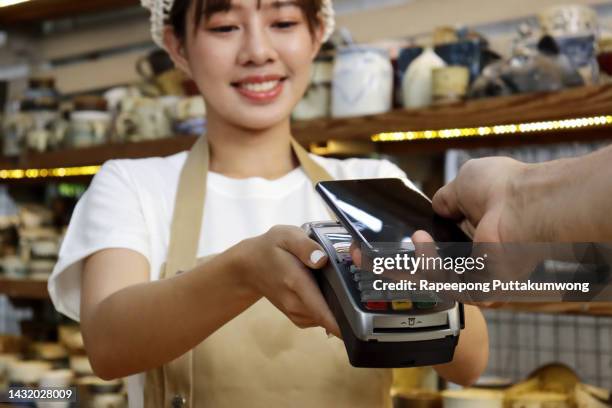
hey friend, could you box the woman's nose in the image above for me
[237,24,277,66]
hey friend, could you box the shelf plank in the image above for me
[292,84,612,144]
[0,0,140,25]
[9,136,197,170]
[0,278,49,300]
[481,302,612,317]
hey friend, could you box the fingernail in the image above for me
[310,250,326,264]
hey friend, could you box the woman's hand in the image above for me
[233,225,341,337]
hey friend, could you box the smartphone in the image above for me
[316,178,471,249]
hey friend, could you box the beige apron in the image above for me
[144,135,393,407]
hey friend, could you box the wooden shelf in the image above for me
[1,85,612,182]
[292,84,612,153]
[5,135,197,170]
[294,84,612,144]
[0,278,49,300]
[481,302,612,317]
[294,84,612,142]
[0,0,140,25]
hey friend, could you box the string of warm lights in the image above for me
[371,115,612,142]
[0,165,100,180]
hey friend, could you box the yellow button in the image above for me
[392,301,413,311]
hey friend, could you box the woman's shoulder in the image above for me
[309,154,407,180]
[95,151,188,187]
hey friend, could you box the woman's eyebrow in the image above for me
[205,0,299,15]
[265,0,300,10]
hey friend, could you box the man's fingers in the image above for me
[459,219,476,240]
[432,182,465,220]
[412,230,434,245]
[412,230,438,260]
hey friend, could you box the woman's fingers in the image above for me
[291,316,318,329]
[280,294,318,328]
[277,281,339,335]
[294,267,341,337]
[349,241,362,268]
[259,225,340,336]
[270,225,328,269]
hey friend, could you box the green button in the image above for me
[414,301,437,310]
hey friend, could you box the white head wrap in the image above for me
[141,0,335,50]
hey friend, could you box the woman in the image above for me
[48,0,489,406]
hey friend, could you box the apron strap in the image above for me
[164,135,209,278]
[290,138,334,187]
[156,136,334,407]
[158,136,208,407]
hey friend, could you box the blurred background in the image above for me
[1,0,612,407]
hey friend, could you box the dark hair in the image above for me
[167,0,323,43]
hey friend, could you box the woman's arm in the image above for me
[81,246,258,380]
[433,305,489,386]
[81,226,339,380]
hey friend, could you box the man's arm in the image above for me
[433,144,612,242]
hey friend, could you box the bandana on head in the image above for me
[141,0,335,50]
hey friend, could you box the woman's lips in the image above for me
[232,77,287,103]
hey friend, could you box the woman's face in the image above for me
[170,0,323,131]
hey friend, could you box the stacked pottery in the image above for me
[538,5,600,84]
[22,78,63,153]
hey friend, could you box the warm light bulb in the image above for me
[0,0,30,7]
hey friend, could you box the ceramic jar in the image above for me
[539,5,598,38]
[598,37,612,80]
[554,34,599,85]
[402,47,447,109]
[432,66,470,104]
[507,391,570,408]
[332,46,393,117]
[441,388,504,408]
[8,360,52,387]
[68,96,110,148]
[115,97,172,142]
[293,54,334,120]
[2,113,32,156]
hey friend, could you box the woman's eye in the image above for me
[209,25,238,33]
[273,21,298,29]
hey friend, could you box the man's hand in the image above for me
[432,157,526,243]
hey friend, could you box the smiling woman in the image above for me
[46,0,488,407]
[162,0,327,131]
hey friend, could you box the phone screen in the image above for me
[316,178,470,248]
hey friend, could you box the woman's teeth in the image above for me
[240,80,279,93]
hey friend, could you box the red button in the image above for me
[365,301,388,311]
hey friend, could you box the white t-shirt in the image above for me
[48,151,416,408]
